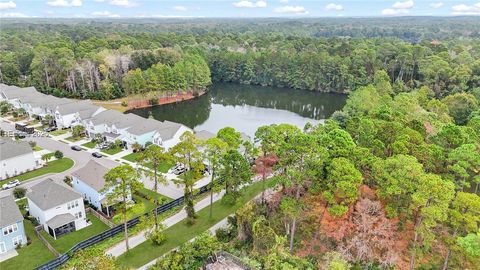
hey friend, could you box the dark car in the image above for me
[71,145,82,151]
[44,126,57,132]
[92,152,103,158]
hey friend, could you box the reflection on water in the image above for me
[128,83,347,137]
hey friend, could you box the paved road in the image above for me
[0,120,184,199]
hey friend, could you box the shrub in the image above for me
[146,229,167,245]
[13,187,26,199]
[149,98,159,106]
[121,101,128,107]
[54,150,64,159]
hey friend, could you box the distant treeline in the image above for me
[0,18,479,99]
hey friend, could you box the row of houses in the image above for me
[0,84,191,150]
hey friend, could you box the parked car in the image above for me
[71,145,82,151]
[44,126,57,132]
[169,163,186,174]
[92,152,103,158]
[172,167,187,175]
[2,179,20,190]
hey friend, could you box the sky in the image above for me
[0,0,479,18]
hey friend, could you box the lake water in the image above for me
[128,83,347,137]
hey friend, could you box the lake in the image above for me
[128,83,347,137]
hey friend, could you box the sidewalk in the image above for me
[105,190,225,257]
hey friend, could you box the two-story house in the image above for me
[54,100,104,129]
[0,195,27,256]
[0,138,41,180]
[152,120,192,151]
[27,179,87,239]
[71,160,128,217]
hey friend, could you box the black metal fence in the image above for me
[34,185,210,270]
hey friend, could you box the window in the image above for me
[2,224,18,236]
[75,200,79,207]
[75,212,82,219]
[67,201,77,209]
[12,235,23,246]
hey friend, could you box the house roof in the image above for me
[156,120,184,140]
[0,84,38,99]
[0,138,33,160]
[56,100,94,115]
[27,179,82,211]
[195,130,215,141]
[0,195,23,228]
[127,118,164,136]
[115,113,144,129]
[89,110,124,125]
[46,213,75,229]
[78,106,103,120]
[71,160,110,192]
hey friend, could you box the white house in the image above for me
[71,160,128,217]
[27,179,87,239]
[0,138,41,180]
[0,195,27,256]
[153,121,192,151]
[54,100,104,129]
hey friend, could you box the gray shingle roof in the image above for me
[126,118,164,136]
[156,120,183,140]
[0,195,24,228]
[46,213,75,229]
[27,179,82,211]
[56,100,94,115]
[72,160,110,192]
[0,84,37,99]
[89,110,125,125]
[0,138,33,160]
[195,130,215,141]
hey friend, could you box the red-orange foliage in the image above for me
[254,154,278,175]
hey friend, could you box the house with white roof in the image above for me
[71,160,129,217]
[27,179,87,239]
[0,138,41,180]
[0,195,27,255]
[53,100,104,129]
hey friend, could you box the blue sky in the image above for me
[0,0,479,18]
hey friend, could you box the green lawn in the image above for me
[122,152,174,173]
[102,146,124,155]
[116,178,276,268]
[40,213,110,254]
[137,187,174,202]
[49,129,68,136]
[81,141,97,149]
[5,158,74,182]
[0,221,56,270]
[65,135,84,142]
[32,145,43,151]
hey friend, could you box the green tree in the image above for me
[217,126,241,150]
[218,149,252,199]
[103,164,143,251]
[138,144,172,229]
[204,137,228,218]
[442,93,479,125]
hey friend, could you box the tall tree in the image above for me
[204,137,228,218]
[103,165,143,251]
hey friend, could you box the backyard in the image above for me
[5,158,74,182]
[116,178,276,268]
[40,213,110,253]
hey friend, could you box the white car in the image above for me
[2,179,20,190]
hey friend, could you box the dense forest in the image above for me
[0,18,480,99]
[151,71,480,270]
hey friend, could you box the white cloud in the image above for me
[0,12,30,17]
[109,0,136,7]
[392,0,414,10]
[274,5,308,14]
[325,3,343,11]
[232,1,267,8]
[381,8,409,15]
[173,5,187,11]
[279,0,288,3]
[47,0,82,7]
[429,2,443,9]
[0,1,16,10]
[382,0,414,16]
[451,3,480,15]
[91,10,119,17]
